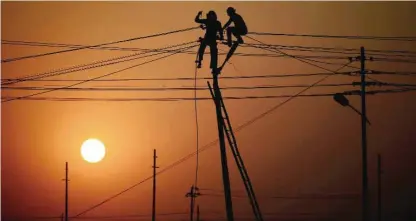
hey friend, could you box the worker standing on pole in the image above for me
[194,10,223,74]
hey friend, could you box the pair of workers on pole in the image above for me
[194,7,247,74]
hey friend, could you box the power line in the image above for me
[0,83,366,91]
[247,31,416,41]
[1,26,199,63]
[2,50,359,86]
[244,44,416,59]
[201,193,359,200]
[0,71,357,83]
[2,49,354,87]
[3,70,414,84]
[4,39,416,55]
[247,43,357,67]
[193,55,200,189]
[3,89,414,102]
[1,40,371,60]
[2,41,197,86]
[1,44,199,103]
[371,57,416,64]
[243,43,416,56]
[4,82,415,91]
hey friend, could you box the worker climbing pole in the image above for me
[193,7,263,221]
[194,10,223,74]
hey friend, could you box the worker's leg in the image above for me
[233,28,246,44]
[197,40,207,68]
[209,42,218,70]
[226,27,235,47]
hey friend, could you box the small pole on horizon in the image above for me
[197,205,200,221]
[377,154,382,221]
[152,149,158,221]
[65,162,68,221]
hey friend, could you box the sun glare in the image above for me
[81,138,106,163]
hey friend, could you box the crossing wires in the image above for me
[1,26,199,63]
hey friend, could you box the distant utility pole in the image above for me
[377,154,382,221]
[197,205,200,221]
[186,186,200,221]
[152,149,158,221]
[64,162,69,221]
[360,46,369,221]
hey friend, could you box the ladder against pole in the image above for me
[207,80,263,221]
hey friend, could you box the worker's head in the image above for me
[227,7,236,16]
[207,10,217,21]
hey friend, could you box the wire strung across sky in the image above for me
[2,70,415,83]
[3,38,414,87]
[3,34,416,54]
[247,31,416,41]
[1,43,199,103]
[3,83,416,92]
[1,46,359,86]
[2,46,412,84]
[1,26,200,63]
[3,35,415,85]
[5,40,416,61]
[2,41,198,86]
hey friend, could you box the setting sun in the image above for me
[81,139,106,163]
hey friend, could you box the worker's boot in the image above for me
[237,36,244,44]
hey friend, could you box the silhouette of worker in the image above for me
[222,7,248,47]
[194,10,223,73]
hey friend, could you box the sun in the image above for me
[81,138,106,163]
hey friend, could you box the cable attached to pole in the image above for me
[192,53,200,221]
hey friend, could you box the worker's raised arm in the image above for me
[194,11,204,23]
[222,18,232,30]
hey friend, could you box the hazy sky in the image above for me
[2,2,416,221]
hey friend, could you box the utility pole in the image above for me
[360,46,369,221]
[212,73,234,221]
[197,205,200,221]
[65,162,69,221]
[152,149,158,221]
[377,154,382,221]
[186,186,200,221]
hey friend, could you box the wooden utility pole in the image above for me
[152,149,158,221]
[377,154,382,221]
[212,73,234,221]
[197,205,200,221]
[186,186,200,221]
[360,47,369,221]
[65,162,69,221]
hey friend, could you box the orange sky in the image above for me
[2,2,416,221]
